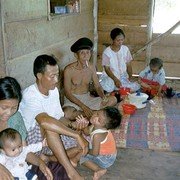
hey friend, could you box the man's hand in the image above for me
[76,134,88,156]
[39,160,53,180]
[102,96,109,106]
[0,164,14,180]
[75,115,89,130]
[81,105,93,118]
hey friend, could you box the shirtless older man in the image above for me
[63,37,117,120]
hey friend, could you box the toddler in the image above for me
[138,57,167,96]
[77,106,122,180]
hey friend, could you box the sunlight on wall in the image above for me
[153,0,180,34]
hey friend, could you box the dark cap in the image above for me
[71,37,93,52]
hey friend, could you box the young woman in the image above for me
[0,77,52,180]
[100,28,140,93]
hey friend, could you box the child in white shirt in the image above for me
[0,128,47,180]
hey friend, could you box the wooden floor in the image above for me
[77,148,180,180]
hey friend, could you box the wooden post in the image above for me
[146,0,155,65]
[93,0,98,67]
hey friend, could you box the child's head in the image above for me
[90,106,122,130]
[149,58,163,74]
[0,128,22,157]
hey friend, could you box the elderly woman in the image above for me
[0,77,53,180]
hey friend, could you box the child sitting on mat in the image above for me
[76,106,122,180]
[138,57,167,97]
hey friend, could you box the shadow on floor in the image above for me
[77,148,180,180]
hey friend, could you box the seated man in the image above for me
[63,37,117,120]
[19,54,88,180]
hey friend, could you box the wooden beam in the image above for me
[133,20,180,58]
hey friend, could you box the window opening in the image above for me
[153,0,180,34]
[50,0,80,15]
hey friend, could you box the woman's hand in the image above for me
[39,160,53,180]
[0,164,14,180]
[114,79,121,88]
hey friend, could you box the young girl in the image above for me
[77,106,122,180]
[138,57,167,96]
[0,128,47,180]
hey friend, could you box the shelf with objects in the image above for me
[50,0,80,16]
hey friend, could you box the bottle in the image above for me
[75,0,79,13]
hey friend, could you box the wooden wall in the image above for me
[151,34,180,77]
[97,0,151,73]
[97,0,180,83]
[0,0,94,89]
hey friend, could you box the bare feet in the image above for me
[68,172,84,180]
[93,169,107,180]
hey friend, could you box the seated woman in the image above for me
[138,57,167,97]
[0,77,53,179]
[100,27,140,93]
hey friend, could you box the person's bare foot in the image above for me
[93,169,107,180]
[68,172,84,180]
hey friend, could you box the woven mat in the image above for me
[113,96,180,152]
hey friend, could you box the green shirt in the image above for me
[8,111,27,140]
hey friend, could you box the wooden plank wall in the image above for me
[151,34,180,77]
[97,0,151,73]
[97,0,180,82]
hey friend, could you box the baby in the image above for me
[0,128,46,180]
[76,106,122,180]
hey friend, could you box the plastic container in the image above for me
[122,103,136,115]
[119,87,130,95]
[128,92,149,109]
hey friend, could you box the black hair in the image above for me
[103,106,122,130]
[110,28,125,40]
[149,58,163,69]
[33,54,58,78]
[0,128,21,149]
[0,77,22,101]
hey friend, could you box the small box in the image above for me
[54,6,66,14]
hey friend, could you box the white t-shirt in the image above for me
[0,143,42,179]
[19,83,64,131]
